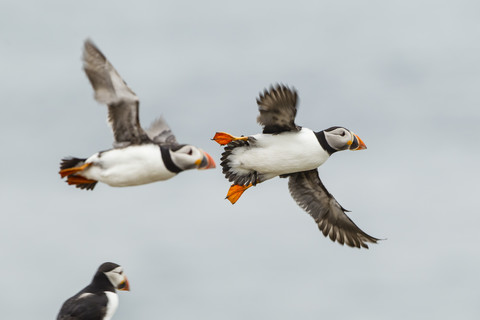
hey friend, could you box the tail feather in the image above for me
[59,157,98,190]
[60,157,87,172]
[75,182,97,190]
[220,140,258,186]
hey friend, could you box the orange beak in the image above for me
[350,133,367,150]
[117,276,130,291]
[197,150,216,169]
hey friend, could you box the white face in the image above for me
[104,266,127,289]
[171,145,205,170]
[324,127,354,151]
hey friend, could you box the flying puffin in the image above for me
[213,84,379,248]
[59,40,215,190]
[57,262,130,320]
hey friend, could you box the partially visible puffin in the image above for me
[213,84,379,248]
[57,262,130,320]
[59,40,215,190]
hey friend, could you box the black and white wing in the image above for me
[57,293,107,320]
[145,116,179,147]
[256,84,299,134]
[288,169,379,248]
[82,39,150,147]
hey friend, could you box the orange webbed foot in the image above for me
[66,175,97,186]
[59,162,92,178]
[212,132,248,145]
[226,184,253,204]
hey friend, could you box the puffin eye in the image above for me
[340,131,345,137]
[188,149,193,155]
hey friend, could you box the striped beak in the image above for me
[197,150,216,169]
[349,133,367,150]
[117,276,130,291]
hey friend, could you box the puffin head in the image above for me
[100,262,130,291]
[322,126,367,153]
[171,145,216,170]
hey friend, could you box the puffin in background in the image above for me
[57,262,130,320]
[213,84,379,248]
[59,40,215,190]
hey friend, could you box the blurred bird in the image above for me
[57,262,130,320]
[213,84,379,248]
[59,40,215,190]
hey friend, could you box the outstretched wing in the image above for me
[82,39,150,147]
[288,169,379,249]
[145,116,179,147]
[256,84,299,134]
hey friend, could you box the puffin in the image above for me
[57,262,130,320]
[59,40,215,190]
[213,84,379,248]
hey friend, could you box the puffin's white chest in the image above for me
[232,128,329,176]
[83,144,176,186]
[103,291,118,320]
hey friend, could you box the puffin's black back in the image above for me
[57,294,108,320]
[57,262,120,320]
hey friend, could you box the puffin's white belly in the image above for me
[103,291,118,320]
[231,128,329,177]
[83,144,176,187]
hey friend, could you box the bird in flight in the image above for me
[213,84,379,248]
[59,40,215,190]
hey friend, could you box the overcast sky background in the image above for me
[1,0,479,319]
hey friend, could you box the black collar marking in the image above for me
[315,131,337,155]
[160,146,183,173]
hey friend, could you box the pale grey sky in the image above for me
[1,0,479,319]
